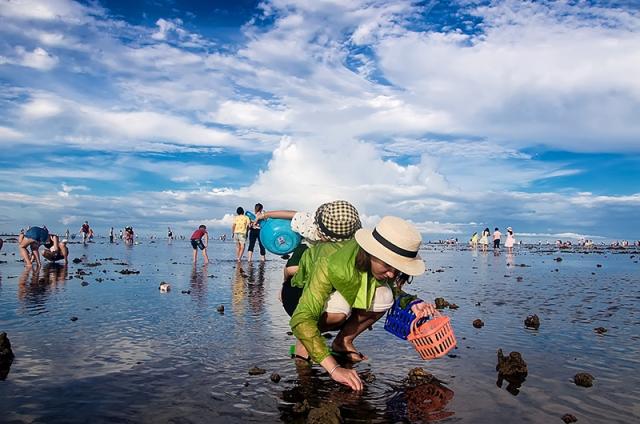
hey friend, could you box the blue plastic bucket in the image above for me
[245,211,256,221]
[259,218,301,255]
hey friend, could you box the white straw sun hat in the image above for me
[355,216,425,276]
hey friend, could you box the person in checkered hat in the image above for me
[289,216,431,392]
[257,200,363,314]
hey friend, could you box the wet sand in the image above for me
[0,241,639,423]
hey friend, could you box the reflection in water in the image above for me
[506,252,514,267]
[386,381,455,422]
[18,264,67,310]
[232,265,247,315]
[280,364,379,423]
[246,262,265,315]
[189,264,208,304]
[497,372,527,396]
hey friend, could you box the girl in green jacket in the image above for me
[290,216,430,391]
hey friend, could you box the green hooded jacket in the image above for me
[289,239,417,363]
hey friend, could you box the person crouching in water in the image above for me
[42,235,69,265]
[289,216,429,391]
[190,225,209,264]
[18,226,50,267]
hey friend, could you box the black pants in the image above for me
[248,228,265,256]
[282,278,303,317]
[494,239,500,249]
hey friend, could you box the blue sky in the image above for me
[0,0,639,241]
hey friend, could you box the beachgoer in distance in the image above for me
[493,227,501,250]
[79,221,91,244]
[119,229,123,240]
[469,232,478,249]
[504,227,515,254]
[124,226,134,244]
[232,207,251,261]
[168,227,173,240]
[0,238,3,252]
[290,216,430,391]
[18,226,50,267]
[190,225,209,264]
[480,228,490,252]
[247,203,266,262]
[109,227,115,243]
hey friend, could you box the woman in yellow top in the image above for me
[290,216,430,391]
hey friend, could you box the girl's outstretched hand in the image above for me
[411,301,435,317]
[331,367,363,391]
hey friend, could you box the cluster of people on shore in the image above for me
[469,227,516,253]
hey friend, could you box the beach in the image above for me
[1,240,639,423]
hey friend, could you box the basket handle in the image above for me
[412,302,437,319]
[409,304,440,336]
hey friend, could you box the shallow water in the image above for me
[1,241,639,423]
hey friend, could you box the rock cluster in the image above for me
[524,314,540,330]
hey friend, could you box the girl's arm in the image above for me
[257,210,297,221]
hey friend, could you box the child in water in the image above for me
[231,207,251,261]
[190,225,209,264]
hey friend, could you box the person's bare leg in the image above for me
[193,248,198,263]
[202,247,209,263]
[18,238,33,267]
[332,309,385,361]
[247,250,253,261]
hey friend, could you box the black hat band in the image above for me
[372,228,417,258]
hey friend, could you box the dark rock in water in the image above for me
[181,290,191,294]
[596,264,602,268]
[574,372,594,387]
[292,399,310,415]
[496,349,528,376]
[322,333,333,339]
[118,269,140,275]
[449,303,459,309]
[524,314,540,330]
[286,331,293,336]
[0,332,15,380]
[306,402,342,424]
[270,372,281,383]
[361,369,376,384]
[516,276,523,282]
[95,278,103,282]
[85,262,102,267]
[72,258,82,264]
[555,257,563,262]
[434,297,449,309]
[248,366,266,375]
[562,413,578,423]
[473,319,484,328]
[475,302,481,306]
[496,349,528,395]
[0,332,15,363]
[216,305,225,313]
[81,281,89,287]
[407,367,436,385]
[594,327,607,334]
[70,316,78,322]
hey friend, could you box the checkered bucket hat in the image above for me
[314,200,361,242]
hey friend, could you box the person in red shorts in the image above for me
[190,225,209,264]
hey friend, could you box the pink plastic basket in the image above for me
[407,308,456,360]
